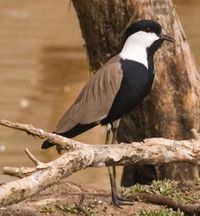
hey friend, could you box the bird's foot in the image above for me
[112,194,134,208]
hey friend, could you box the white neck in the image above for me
[119,42,148,69]
[119,31,159,69]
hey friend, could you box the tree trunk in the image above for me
[71,0,200,184]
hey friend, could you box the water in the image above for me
[0,0,199,189]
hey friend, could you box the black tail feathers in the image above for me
[41,139,55,149]
[41,122,98,149]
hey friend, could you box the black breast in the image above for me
[101,59,154,125]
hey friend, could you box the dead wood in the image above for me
[132,193,200,216]
[0,119,200,209]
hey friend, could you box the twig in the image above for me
[3,166,36,178]
[25,148,42,166]
[0,119,85,151]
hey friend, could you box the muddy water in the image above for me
[0,0,199,189]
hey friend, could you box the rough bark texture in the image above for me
[1,119,200,207]
[71,0,200,184]
[72,0,135,72]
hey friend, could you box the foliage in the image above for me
[121,179,191,204]
[55,203,96,216]
[40,205,54,214]
[120,179,197,215]
[137,208,184,216]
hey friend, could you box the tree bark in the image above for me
[71,0,200,184]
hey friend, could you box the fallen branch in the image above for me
[1,120,200,167]
[132,193,200,216]
[0,149,93,207]
[0,119,200,209]
[0,119,84,151]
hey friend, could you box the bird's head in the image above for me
[123,19,174,51]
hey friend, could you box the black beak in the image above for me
[159,33,174,42]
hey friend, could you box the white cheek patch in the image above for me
[119,31,159,69]
[145,32,160,46]
[129,31,159,47]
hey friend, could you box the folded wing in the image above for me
[55,55,123,134]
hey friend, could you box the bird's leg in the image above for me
[105,124,117,203]
[106,121,133,207]
[105,123,119,207]
[110,120,118,201]
[105,123,111,144]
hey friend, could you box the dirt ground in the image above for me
[0,179,160,216]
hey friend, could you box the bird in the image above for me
[42,19,174,207]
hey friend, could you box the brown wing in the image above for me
[55,55,123,134]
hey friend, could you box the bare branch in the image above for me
[3,166,39,178]
[0,119,200,207]
[0,149,93,207]
[25,148,42,166]
[0,119,85,151]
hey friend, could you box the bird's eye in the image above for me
[144,28,151,33]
